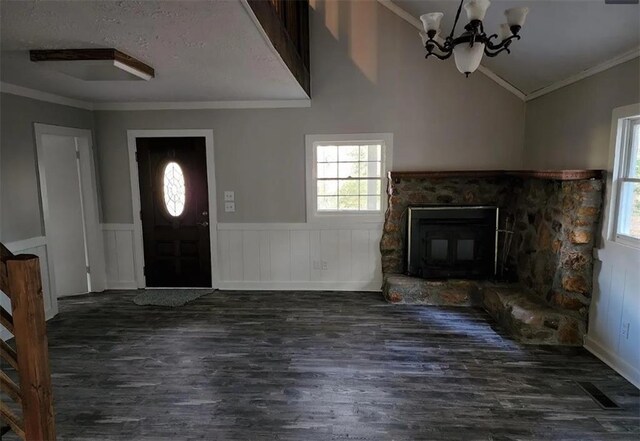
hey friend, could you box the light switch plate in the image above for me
[224,202,235,213]
[224,191,235,201]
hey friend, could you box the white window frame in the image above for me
[305,133,393,224]
[608,104,640,249]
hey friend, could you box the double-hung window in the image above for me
[613,114,640,246]
[306,133,392,222]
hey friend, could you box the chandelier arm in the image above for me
[448,0,465,40]
[484,46,511,57]
[485,34,521,51]
[426,51,453,61]
[426,38,450,53]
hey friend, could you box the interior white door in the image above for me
[40,134,89,296]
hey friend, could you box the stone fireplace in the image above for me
[380,170,604,345]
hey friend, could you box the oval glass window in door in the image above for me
[162,161,186,216]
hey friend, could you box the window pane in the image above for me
[338,162,360,178]
[618,181,640,239]
[359,161,382,178]
[317,145,337,162]
[629,122,639,178]
[338,179,360,196]
[338,145,360,161]
[317,196,338,210]
[318,163,338,178]
[338,196,359,209]
[162,162,186,217]
[359,179,381,195]
[361,144,382,161]
[317,180,338,196]
[359,195,380,210]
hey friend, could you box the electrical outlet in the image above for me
[224,202,235,212]
[321,261,328,270]
[224,191,235,201]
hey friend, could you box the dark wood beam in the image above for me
[30,48,154,79]
[247,0,311,97]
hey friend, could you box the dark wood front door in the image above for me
[136,137,211,287]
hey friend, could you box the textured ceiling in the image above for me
[0,0,308,103]
[393,0,640,94]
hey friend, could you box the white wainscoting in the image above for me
[1,236,56,341]
[217,223,384,291]
[585,242,640,388]
[102,224,137,290]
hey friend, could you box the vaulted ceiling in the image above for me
[0,0,308,103]
[393,0,640,95]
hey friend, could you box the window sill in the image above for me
[307,213,385,226]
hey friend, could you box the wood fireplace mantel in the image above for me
[388,169,604,182]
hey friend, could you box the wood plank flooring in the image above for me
[4,290,640,440]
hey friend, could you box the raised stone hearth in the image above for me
[483,286,585,345]
[380,169,604,346]
[382,275,484,306]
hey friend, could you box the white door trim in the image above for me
[126,129,218,289]
[34,123,106,297]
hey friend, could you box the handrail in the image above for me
[0,242,12,295]
[0,243,56,440]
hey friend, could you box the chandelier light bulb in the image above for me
[453,43,485,76]
[504,7,529,27]
[498,23,512,41]
[420,12,444,33]
[419,31,428,46]
[464,0,491,21]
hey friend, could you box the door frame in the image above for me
[127,129,218,288]
[34,123,106,298]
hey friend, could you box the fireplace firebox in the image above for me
[407,206,498,279]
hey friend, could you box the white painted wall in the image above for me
[102,224,137,290]
[217,223,383,291]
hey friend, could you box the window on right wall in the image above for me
[613,115,640,246]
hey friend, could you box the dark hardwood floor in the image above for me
[5,290,640,440]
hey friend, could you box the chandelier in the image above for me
[419,0,529,76]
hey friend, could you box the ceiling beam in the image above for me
[30,48,154,81]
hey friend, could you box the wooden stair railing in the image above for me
[0,242,56,440]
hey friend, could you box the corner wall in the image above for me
[524,58,640,169]
[0,92,96,243]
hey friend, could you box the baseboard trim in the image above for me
[216,280,383,292]
[584,335,640,389]
[105,281,138,290]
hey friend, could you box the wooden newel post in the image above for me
[7,254,56,441]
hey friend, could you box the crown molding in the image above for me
[377,0,526,101]
[525,47,640,102]
[0,82,311,111]
[92,100,311,111]
[0,81,94,110]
